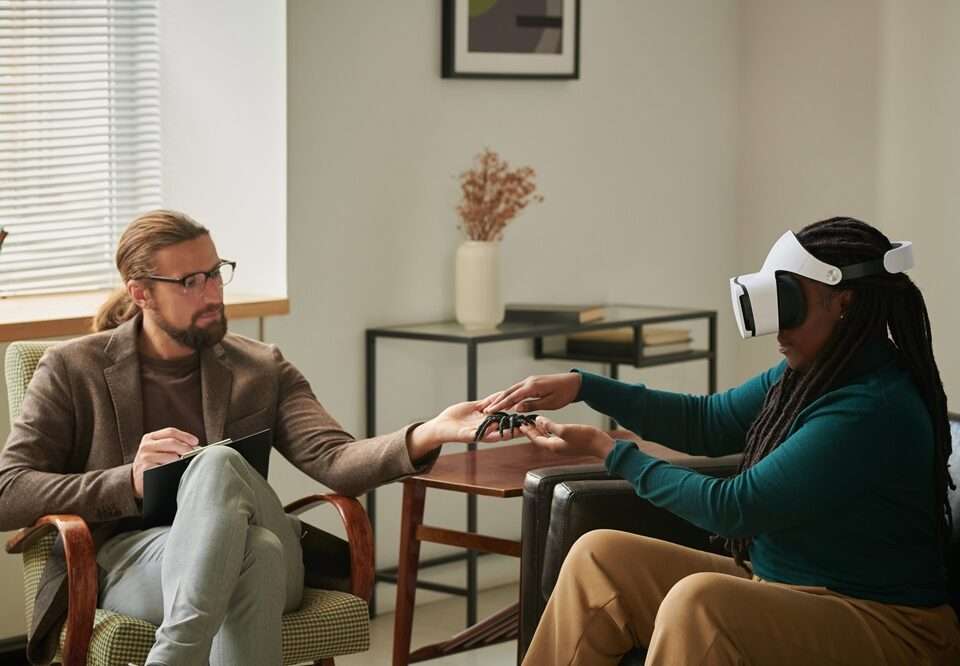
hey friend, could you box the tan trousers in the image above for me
[522,530,960,666]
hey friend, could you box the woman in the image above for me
[483,218,960,665]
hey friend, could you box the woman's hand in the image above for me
[519,416,614,459]
[479,372,582,415]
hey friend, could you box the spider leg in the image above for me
[498,414,508,439]
[474,414,497,442]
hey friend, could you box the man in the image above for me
[0,210,491,665]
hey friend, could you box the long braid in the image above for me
[887,281,954,544]
[725,217,953,572]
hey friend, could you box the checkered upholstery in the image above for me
[4,340,51,424]
[7,341,371,664]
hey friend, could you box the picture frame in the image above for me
[442,0,580,80]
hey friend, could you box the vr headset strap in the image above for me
[837,241,912,283]
[839,258,886,282]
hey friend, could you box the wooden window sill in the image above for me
[0,290,289,342]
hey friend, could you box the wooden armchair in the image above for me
[4,340,374,666]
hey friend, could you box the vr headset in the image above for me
[730,231,914,338]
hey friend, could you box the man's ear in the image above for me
[127,279,151,309]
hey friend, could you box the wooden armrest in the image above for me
[6,515,96,666]
[285,494,374,602]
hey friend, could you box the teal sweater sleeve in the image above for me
[575,364,786,457]
[603,388,893,538]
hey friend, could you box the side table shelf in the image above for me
[364,304,718,631]
[536,348,713,369]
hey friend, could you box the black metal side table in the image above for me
[365,304,718,625]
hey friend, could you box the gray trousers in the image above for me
[98,447,305,666]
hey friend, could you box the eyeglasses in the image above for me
[145,260,236,294]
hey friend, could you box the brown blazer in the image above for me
[0,314,435,663]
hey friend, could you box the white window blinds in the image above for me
[0,0,161,296]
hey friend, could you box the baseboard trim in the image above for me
[0,634,27,665]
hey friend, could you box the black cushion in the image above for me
[618,647,646,665]
[300,521,352,592]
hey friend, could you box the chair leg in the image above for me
[314,659,335,665]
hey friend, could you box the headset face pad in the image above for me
[775,272,806,330]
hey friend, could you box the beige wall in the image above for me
[735,0,960,402]
[282,0,740,613]
[735,0,881,379]
[875,0,960,402]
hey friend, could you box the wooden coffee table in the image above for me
[391,443,599,665]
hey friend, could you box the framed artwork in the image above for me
[442,0,580,79]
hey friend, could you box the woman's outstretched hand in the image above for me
[479,372,582,415]
[519,416,614,460]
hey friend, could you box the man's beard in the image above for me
[154,304,228,350]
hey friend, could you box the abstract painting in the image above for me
[442,0,580,79]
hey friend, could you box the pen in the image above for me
[180,438,231,459]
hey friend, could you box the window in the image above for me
[0,0,160,296]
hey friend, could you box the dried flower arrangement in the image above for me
[456,148,544,241]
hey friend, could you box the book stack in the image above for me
[504,303,606,324]
[565,326,692,357]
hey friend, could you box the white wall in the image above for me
[735,0,881,380]
[875,0,960,402]
[160,0,287,297]
[282,0,740,613]
[735,0,960,403]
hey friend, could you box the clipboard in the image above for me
[141,428,273,528]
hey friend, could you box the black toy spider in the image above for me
[473,411,540,442]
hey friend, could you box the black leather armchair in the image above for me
[518,435,742,664]
[518,416,960,665]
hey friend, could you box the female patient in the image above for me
[483,217,960,665]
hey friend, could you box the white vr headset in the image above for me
[730,231,914,339]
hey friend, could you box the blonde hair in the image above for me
[93,210,209,331]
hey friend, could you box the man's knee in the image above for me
[239,527,286,589]
[184,444,246,472]
[178,446,253,492]
[247,524,284,558]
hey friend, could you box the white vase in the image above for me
[455,240,504,330]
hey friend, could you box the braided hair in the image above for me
[725,217,953,571]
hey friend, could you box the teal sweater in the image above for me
[579,338,946,606]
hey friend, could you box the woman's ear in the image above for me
[837,289,854,319]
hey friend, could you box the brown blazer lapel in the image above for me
[201,344,233,444]
[103,316,144,464]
